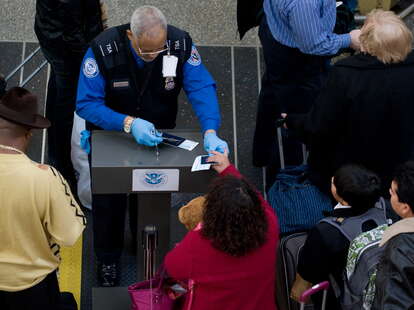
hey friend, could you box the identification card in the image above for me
[162,55,178,77]
[161,132,199,151]
[191,155,211,172]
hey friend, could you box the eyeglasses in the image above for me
[137,44,169,56]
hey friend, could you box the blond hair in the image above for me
[360,10,413,64]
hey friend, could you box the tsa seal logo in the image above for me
[187,46,201,66]
[83,58,99,78]
[142,171,168,187]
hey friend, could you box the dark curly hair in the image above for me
[201,175,268,257]
[393,161,414,212]
[333,164,381,215]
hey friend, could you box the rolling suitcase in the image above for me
[267,123,332,235]
[275,232,314,310]
[273,121,331,309]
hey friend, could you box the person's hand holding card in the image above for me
[208,150,230,174]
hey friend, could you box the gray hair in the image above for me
[130,6,167,38]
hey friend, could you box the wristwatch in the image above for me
[123,116,135,133]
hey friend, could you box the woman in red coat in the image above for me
[165,151,279,310]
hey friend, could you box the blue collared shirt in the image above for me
[76,44,220,132]
[263,0,351,55]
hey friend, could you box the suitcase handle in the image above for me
[299,281,329,310]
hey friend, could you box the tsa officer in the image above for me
[76,5,228,286]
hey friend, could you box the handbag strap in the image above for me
[155,264,168,290]
[186,279,195,310]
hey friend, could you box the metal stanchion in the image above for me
[142,225,158,280]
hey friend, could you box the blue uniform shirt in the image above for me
[76,44,221,132]
[263,0,351,55]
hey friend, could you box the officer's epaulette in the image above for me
[97,40,121,57]
[167,38,187,53]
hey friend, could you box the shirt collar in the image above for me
[334,202,352,210]
[128,41,145,68]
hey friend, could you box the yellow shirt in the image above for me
[0,153,86,292]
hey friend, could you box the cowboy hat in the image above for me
[0,87,50,129]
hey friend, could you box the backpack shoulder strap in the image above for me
[319,203,388,242]
[319,217,354,241]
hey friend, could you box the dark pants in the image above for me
[40,45,84,191]
[0,272,60,310]
[93,193,138,263]
[253,17,329,175]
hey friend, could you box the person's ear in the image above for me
[400,203,414,217]
[25,130,33,140]
[126,30,134,41]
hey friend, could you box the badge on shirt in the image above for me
[187,46,201,66]
[165,77,175,91]
[83,58,99,78]
[163,55,178,77]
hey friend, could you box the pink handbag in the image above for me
[128,270,194,310]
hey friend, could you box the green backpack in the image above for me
[320,198,389,310]
[345,224,388,309]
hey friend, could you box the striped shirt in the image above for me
[264,0,351,56]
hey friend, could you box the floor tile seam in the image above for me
[19,42,26,85]
[230,46,238,169]
[256,46,267,198]
[41,64,50,164]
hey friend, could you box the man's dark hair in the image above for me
[393,161,414,212]
[201,175,268,257]
[334,164,381,214]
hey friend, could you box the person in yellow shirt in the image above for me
[0,87,85,310]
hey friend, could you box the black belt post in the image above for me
[142,225,158,280]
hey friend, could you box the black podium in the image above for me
[91,129,214,309]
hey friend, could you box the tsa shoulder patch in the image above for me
[187,46,201,66]
[83,57,99,78]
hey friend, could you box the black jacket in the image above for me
[373,218,414,310]
[35,0,103,55]
[287,52,414,195]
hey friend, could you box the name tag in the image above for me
[132,169,179,191]
[162,55,178,77]
[112,80,130,89]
